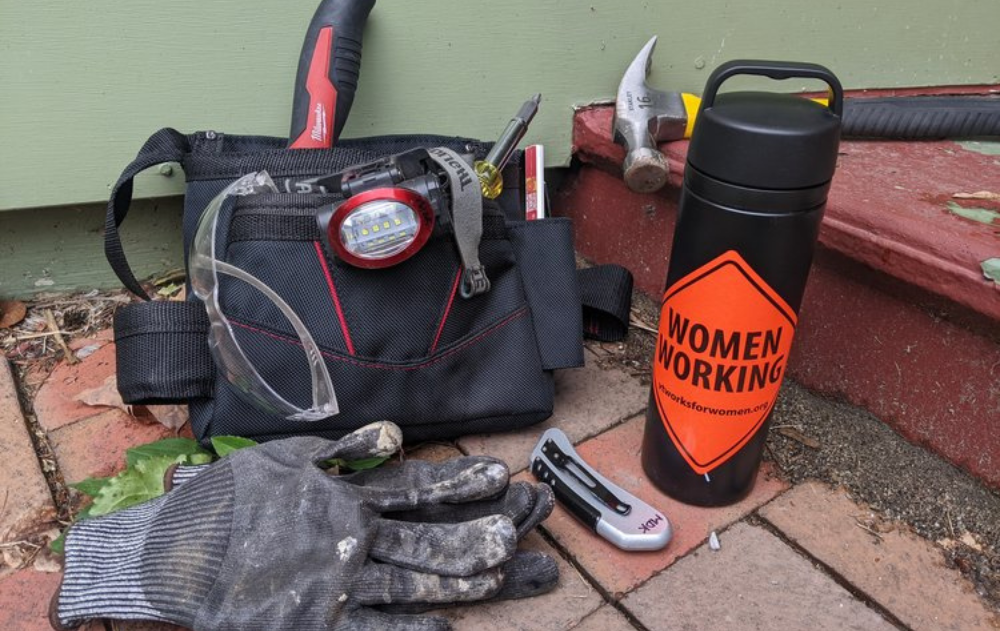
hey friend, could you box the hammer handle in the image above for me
[841,96,1000,139]
[288,0,376,149]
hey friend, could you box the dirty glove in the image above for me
[165,461,555,541]
[163,448,559,607]
[163,444,559,605]
[52,422,557,631]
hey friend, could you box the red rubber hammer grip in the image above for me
[288,0,376,149]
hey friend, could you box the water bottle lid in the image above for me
[687,61,843,190]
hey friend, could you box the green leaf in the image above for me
[982,258,1000,285]
[69,477,112,498]
[156,282,182,297]
[322,456,390,471]
[211,436,258,457]
[187,452,215,465]
[945,201,999,225]
[89,455,184,517]
[343,456,390,471]
[126,437,212,468]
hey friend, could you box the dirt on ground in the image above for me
[593,288,1000,611]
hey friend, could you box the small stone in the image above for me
[73,344,102,360]
[32,552,62,574]
[960,532,983,552]
[708,531,721,551]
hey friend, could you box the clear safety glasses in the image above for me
[189,172,338,422]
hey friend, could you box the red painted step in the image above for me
[555,91,1000,488]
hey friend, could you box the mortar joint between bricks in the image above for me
[753,513,913,631]
[11,373,73,526]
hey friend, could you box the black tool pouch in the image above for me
[107,128,632,444]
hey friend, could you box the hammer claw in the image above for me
[614,36,688,194]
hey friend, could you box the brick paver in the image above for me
[33,340,117,432]
[0,569,63,631]
[458,349,648,472]
[0,358,56,541]
[570,604,637,631]
[48,409,177,483]
[444,531,604,630]
[759,481,1000,631]
[535,414,787,597]
[622,522,898,631]
[407,442,464,462]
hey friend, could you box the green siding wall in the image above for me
[3,0,998,212]
[0,198,184,296]
[1,0,997,295]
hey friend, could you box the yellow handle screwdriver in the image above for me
[475,94,541,199]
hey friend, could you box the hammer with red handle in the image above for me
[288,0,376,149]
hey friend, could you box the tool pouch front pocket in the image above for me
[108,129,588,444]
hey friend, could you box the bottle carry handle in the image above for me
[700,60,844,117]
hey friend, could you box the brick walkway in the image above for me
[1,335,996,631]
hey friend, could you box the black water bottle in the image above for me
[641,61,843,506]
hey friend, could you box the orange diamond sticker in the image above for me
[651,250,797,475]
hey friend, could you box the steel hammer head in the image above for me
[613,36,687,193]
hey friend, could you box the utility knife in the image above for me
[529,428,671,551]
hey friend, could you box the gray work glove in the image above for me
[51,422,558,631]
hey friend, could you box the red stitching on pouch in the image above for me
[429,267,463,355]
[313,241,356,355]
[229,306,529,372]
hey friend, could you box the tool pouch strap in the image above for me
[106,128,191,299]
[579,265,635,342]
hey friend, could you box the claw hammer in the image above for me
[614,36,1000,194]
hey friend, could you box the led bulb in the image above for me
[340,200,420,260]
[328,188,435,269]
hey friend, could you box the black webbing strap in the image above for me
[114,301,214,403]
[579,265,634,342]
[106,128,191,300]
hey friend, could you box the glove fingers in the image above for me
[358,458,509,512]
[353,561,504,606]
[337,608,452,631]
[493,549,560,601]
[371,515,516,576]
[351,457,507,492]
[323,421,404,461]
[386,481,536,529]
[514,482,555,539]
[377,550,560,615]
